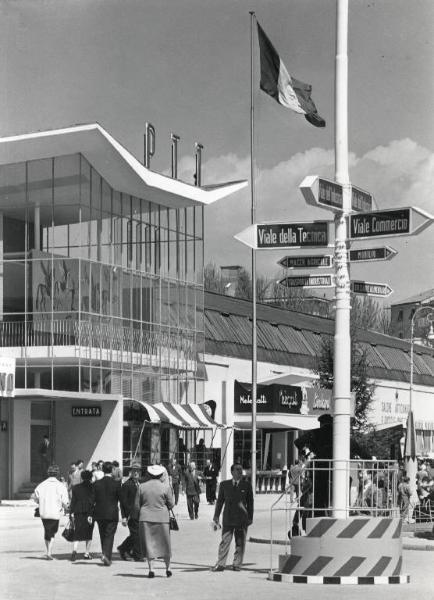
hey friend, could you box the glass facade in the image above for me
[0,153,204,403]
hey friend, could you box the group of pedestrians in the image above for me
[32,460,254,575]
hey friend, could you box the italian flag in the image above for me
[257,22,326,128]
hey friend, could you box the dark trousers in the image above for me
[118,517,140,558]
[216,526,247,568]
[96,519,118,561]
[206,480,217,503]
[187,495,199,519]
[172,482,180,505]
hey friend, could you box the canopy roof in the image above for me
[0,123,247,209]
[135,401,224,429]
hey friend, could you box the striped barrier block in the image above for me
[268,573,410,585]
[278,517,404,579]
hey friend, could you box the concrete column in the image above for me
[34,204,40,250]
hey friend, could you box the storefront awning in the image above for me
[134,401,224,429]
[235,413,320,431]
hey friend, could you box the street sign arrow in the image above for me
[351,280,393,297]
[299,175,373,213]
[349,206,434,240]
[234,221,333,250]
[278,254,333,269]
[278,274,334,289]
[349,246,397,262]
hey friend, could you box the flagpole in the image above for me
[249,10,257,496]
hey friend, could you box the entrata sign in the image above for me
[349,207,433,240]
[235,221,332,249]
[278,254,333,269]
[279,274,334,289]
[299,175,373,212]
[351,280,393,297]
[349,246,397,262]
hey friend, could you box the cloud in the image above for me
[173,139,434,279]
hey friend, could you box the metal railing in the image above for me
[0,318,196,363]
[268,459,400,574]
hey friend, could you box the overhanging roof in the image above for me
[0,123,247,209]
[235,413,320,431]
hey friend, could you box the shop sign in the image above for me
[234,381,302,414]
[304,387,332,415]
[0,357,15,398]
[71,406,102,417]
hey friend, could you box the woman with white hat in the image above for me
[137,464,175,577]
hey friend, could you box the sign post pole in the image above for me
[332,0,351,519]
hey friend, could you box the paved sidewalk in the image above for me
[1,493,434,600]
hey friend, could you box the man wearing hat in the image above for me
[118,462,142,561]
[32,464,69,560]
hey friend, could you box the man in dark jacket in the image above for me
[118,462,142,561]
[212,464,254,572]
[203,459,219,505]
[93,461,121,566]
[184,461,201,519]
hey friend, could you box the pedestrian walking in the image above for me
[167,458,182,505]
[32,464,69,560]
[137,465,175,578]
[69,469,95,561]
[184,461,201,519]
[118,462,142,561]
[93,461,122,566]
[203,459,219,504]
[211,463,254,572]
[112,460,123,482]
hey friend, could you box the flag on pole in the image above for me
[257,22,326,128]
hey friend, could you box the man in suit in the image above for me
[93,461,122,566]
[203,459,219,505]
[118,462,142,561]
[211,463,254,572]
[184,461,201,519]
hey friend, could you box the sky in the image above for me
[1,0,433,304]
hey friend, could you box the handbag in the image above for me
[169,509,179,531]
[62,516,75,542]
[34,507,40,518]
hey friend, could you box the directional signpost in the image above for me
[351,280,393,297]
[279,274,334,289]
[349,246,397,262]
[278,254,333,269]
[234,221,333,249]
[349,206,434,240]
[299,175,373,213]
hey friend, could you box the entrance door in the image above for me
[31,424,51,482]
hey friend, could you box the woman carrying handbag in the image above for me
[69,470,95,561]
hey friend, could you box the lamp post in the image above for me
[406,305,434,521]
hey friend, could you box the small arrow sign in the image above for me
[349,246,397,262]
[299,175,373,213]
[278,255,333,269]
[349,207,434,240]
[351,280,393,297]
[279,274,334,289]
[234,221,333,250]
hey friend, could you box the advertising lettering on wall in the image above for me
[0,357,15,397]
[234,381,302,414]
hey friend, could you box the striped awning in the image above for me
[135,401,224,429]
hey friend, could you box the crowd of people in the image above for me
[31,457,254,575]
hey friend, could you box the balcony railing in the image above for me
[0,319,197,364]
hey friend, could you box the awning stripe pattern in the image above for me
[134,400,223,429]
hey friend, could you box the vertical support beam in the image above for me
[332,0,351,518]
[34,204,40,251]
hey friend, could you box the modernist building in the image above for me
[204,292,434,480]
[0,124,246,498]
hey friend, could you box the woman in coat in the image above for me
[137,464,175,578]
[69,469,95,561]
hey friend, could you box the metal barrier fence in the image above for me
[268,459,401,571]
